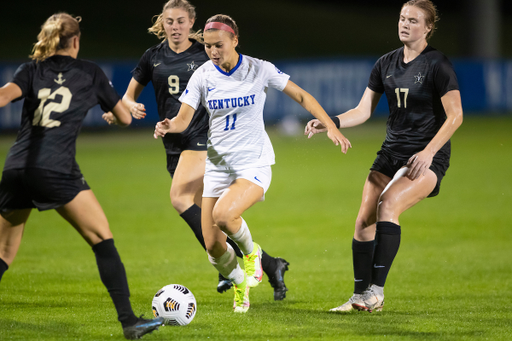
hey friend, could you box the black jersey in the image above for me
[132,39,210,154]
[368,46,459,159]
[5,55,120,175]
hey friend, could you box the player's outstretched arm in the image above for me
[304,87,381,138]
[0,83,22,108]
[123,78,146,119]
[283,80,352,154]
[106,100,132,127]
[153,103,195,139]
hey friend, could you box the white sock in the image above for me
[228,217,253,255]
[207,244,245,284]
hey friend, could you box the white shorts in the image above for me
[203,166,272,200]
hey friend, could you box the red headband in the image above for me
[204,22,235,35]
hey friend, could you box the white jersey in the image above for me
[180,54,290,171]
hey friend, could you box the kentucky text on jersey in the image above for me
[207,94,256,110]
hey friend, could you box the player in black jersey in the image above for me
[110,0,290,300]
[305,0,463,312]
[0,13,163,339]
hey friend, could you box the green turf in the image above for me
[0,116,511,340]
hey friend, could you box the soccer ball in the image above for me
[151,284,197,326]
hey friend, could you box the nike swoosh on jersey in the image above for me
[254,176,262,183]
[208,87,216,91]
[153,63,161,67]
[373,264,385,268]
[386,74,393,78]
[197,142,206,146]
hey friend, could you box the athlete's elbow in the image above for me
[117,115,132,127]
[0,92,11,108]
[451,110,463,128]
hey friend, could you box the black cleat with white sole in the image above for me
[217,273,233,293]
[123,316,164,340]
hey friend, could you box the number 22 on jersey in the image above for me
[33,86,72,127]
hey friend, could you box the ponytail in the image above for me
[30,13,81,62]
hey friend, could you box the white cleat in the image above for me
[329,293,364,312]
[352,284,384,312]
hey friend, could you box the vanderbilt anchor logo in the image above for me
[54,73,66,85]
[186,302,196,319]
[173,285,190,295]
[163,297,180,312]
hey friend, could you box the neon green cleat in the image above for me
[243,242,263,287]
[233,273,250,313]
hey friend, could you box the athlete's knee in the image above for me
[354,218,376,241]
[376,194,398,221]
[355,215,375,230]
[205,239,225,258]
[170,188,195,214]
[81,223,113,246]
[211,206,237,232]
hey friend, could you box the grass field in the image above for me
[0,116,511,340]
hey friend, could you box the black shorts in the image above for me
[370,149,449,197]
[0,168,90,212]
[163,125,207,154]
[165,134,207,178]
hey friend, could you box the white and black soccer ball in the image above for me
[151,284,197,326]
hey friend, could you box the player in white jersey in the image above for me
[154,14,351,313]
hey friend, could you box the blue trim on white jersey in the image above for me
[214,54,244,76]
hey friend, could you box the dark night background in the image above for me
[1,0,511,62]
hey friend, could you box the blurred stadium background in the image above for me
[1,0,511,129]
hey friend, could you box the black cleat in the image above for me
[217,272,233,293]
[123,316,164,340]
[268,258,289,301]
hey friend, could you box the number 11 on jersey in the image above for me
[224,114,237,131]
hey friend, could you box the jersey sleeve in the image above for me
[10,62,34,101]
[433,56,459,97]
[179,68,203,110]
[93,65,121,113]
[367,58,384,94]
[131,48,153,86]
[263,61,290,91]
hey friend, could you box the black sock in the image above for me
[180,204,206,250]
[0,258,8,282]
[352,238,375,294]
[371,221,401,287]
[226,237,244,258]
[92,239,137,327]
[261,250,276,276]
